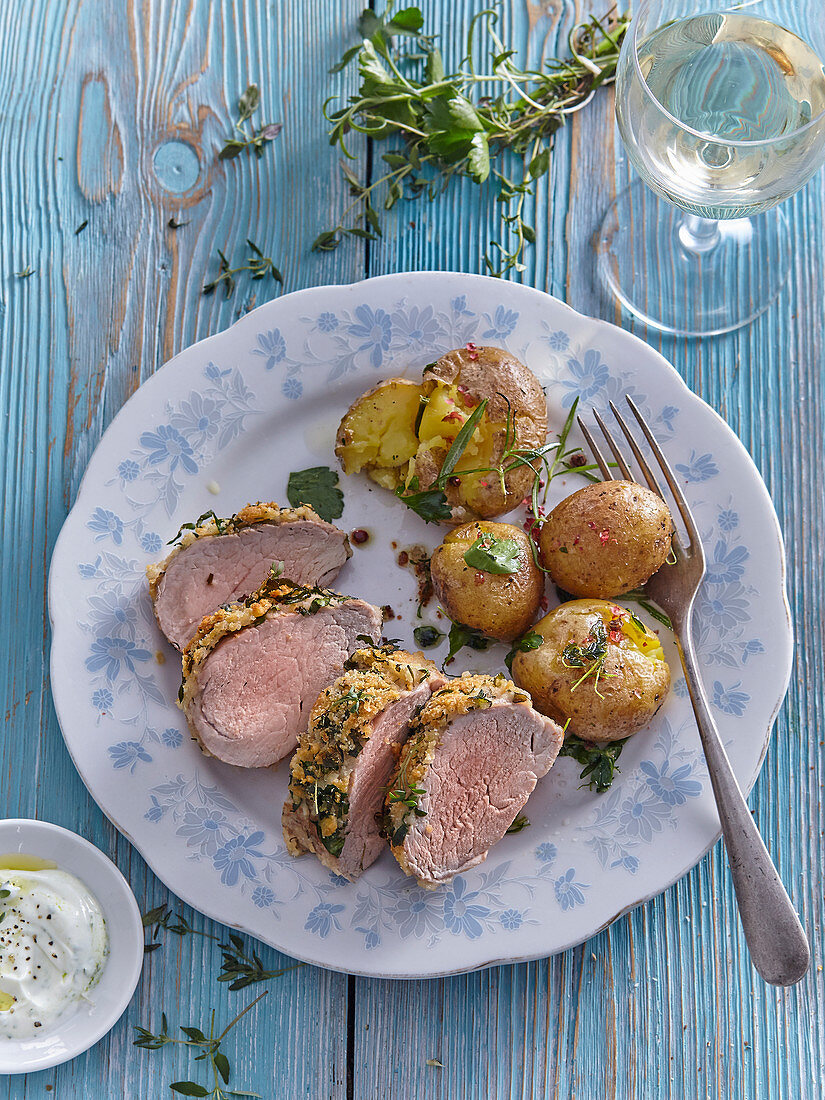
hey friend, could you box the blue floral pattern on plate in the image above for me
[48,273,792,977]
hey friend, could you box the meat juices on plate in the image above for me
[180,578,382,768]
[283,648,445,881]
[147,502,352,650]
[385,673,564,888]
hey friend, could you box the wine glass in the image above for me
[597,0,825,336]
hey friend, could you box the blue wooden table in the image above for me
[1,1,823,1097]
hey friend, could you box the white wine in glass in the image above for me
[598,1,825,336]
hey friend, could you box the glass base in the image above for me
[596,181,791,337]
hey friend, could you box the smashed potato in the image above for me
[511,598,671,742]
[334,346,548,521]
[335,378,422,490]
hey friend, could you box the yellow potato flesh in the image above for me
[415,384,506,500]
[620,613,665,662]
[339,379,509,501]
[337,382,422,476]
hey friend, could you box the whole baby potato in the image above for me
[539,481,674,598]
[430,521,544,642]
[511,598,670,742]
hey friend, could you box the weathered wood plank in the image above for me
[351,1,825,1098]
[2,0,825,1097]
[0,0,364,1096]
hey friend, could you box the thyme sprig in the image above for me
[219,84,283,160]
[561,617,612,697]
[318,5,628,274]
[203,240,283,298]
[218,933,303,991]
[134,993,267,1098]
[143,904,220,953]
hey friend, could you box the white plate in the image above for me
[48,272,791,979]
[0,819,143,1073]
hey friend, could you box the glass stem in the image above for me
[678,213,721,254]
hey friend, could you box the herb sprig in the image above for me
[558,733,628,793]
[218,933,303,991]
[219,84,283,161]
[0,886,9,926]
[561,617,612,696]
[318,5,628,274]
[203,241,283,298]
[395,398,489,522]
[134,993,267,1098]
[506,813,530,834]
[143,904,220,953]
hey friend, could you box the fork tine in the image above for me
[592,408,635,481]
[624,396,702,550]
[607,401,688,556]
[606,402,668,500]
[576,416,614,480]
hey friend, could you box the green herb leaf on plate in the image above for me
[286,466,345,522]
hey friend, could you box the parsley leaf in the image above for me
[463,532,522,574]
[558,734,628,794]
[505,812,530,834]
[504,630,543,673]
[394,476,452,523]
[444,621,490,668]
[413,624,444,649]
[287,466,344,522]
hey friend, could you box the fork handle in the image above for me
[676,626,809,985]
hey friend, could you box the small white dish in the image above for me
[0,819,143,1075]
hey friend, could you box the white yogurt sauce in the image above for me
[0,859,108,1039]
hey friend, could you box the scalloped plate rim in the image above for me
[47,271,792,978]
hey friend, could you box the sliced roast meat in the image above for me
[148,502,351,650]
[180,579,382,768]
[385,673,564,887]
[283,648,444,880]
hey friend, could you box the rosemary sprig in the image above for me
[317,5,628,274]
[134,993,267,1098]
[218,933,303,991]
[219,84,283,160]
[203,240,283,298]
[506,813,530,834]
[395,398,489,522]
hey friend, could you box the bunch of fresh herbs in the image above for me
[316,4,628,274]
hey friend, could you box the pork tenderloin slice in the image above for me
[148,502,351,650]
[386,673,563,887]
[283,649,443,880]
[181,582,382,768]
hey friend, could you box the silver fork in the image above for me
[577,397,809,987]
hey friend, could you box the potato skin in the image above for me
[430,521,544,642]
[539,481,674,598]
[418,346,547,521]
[511,599,670,742]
